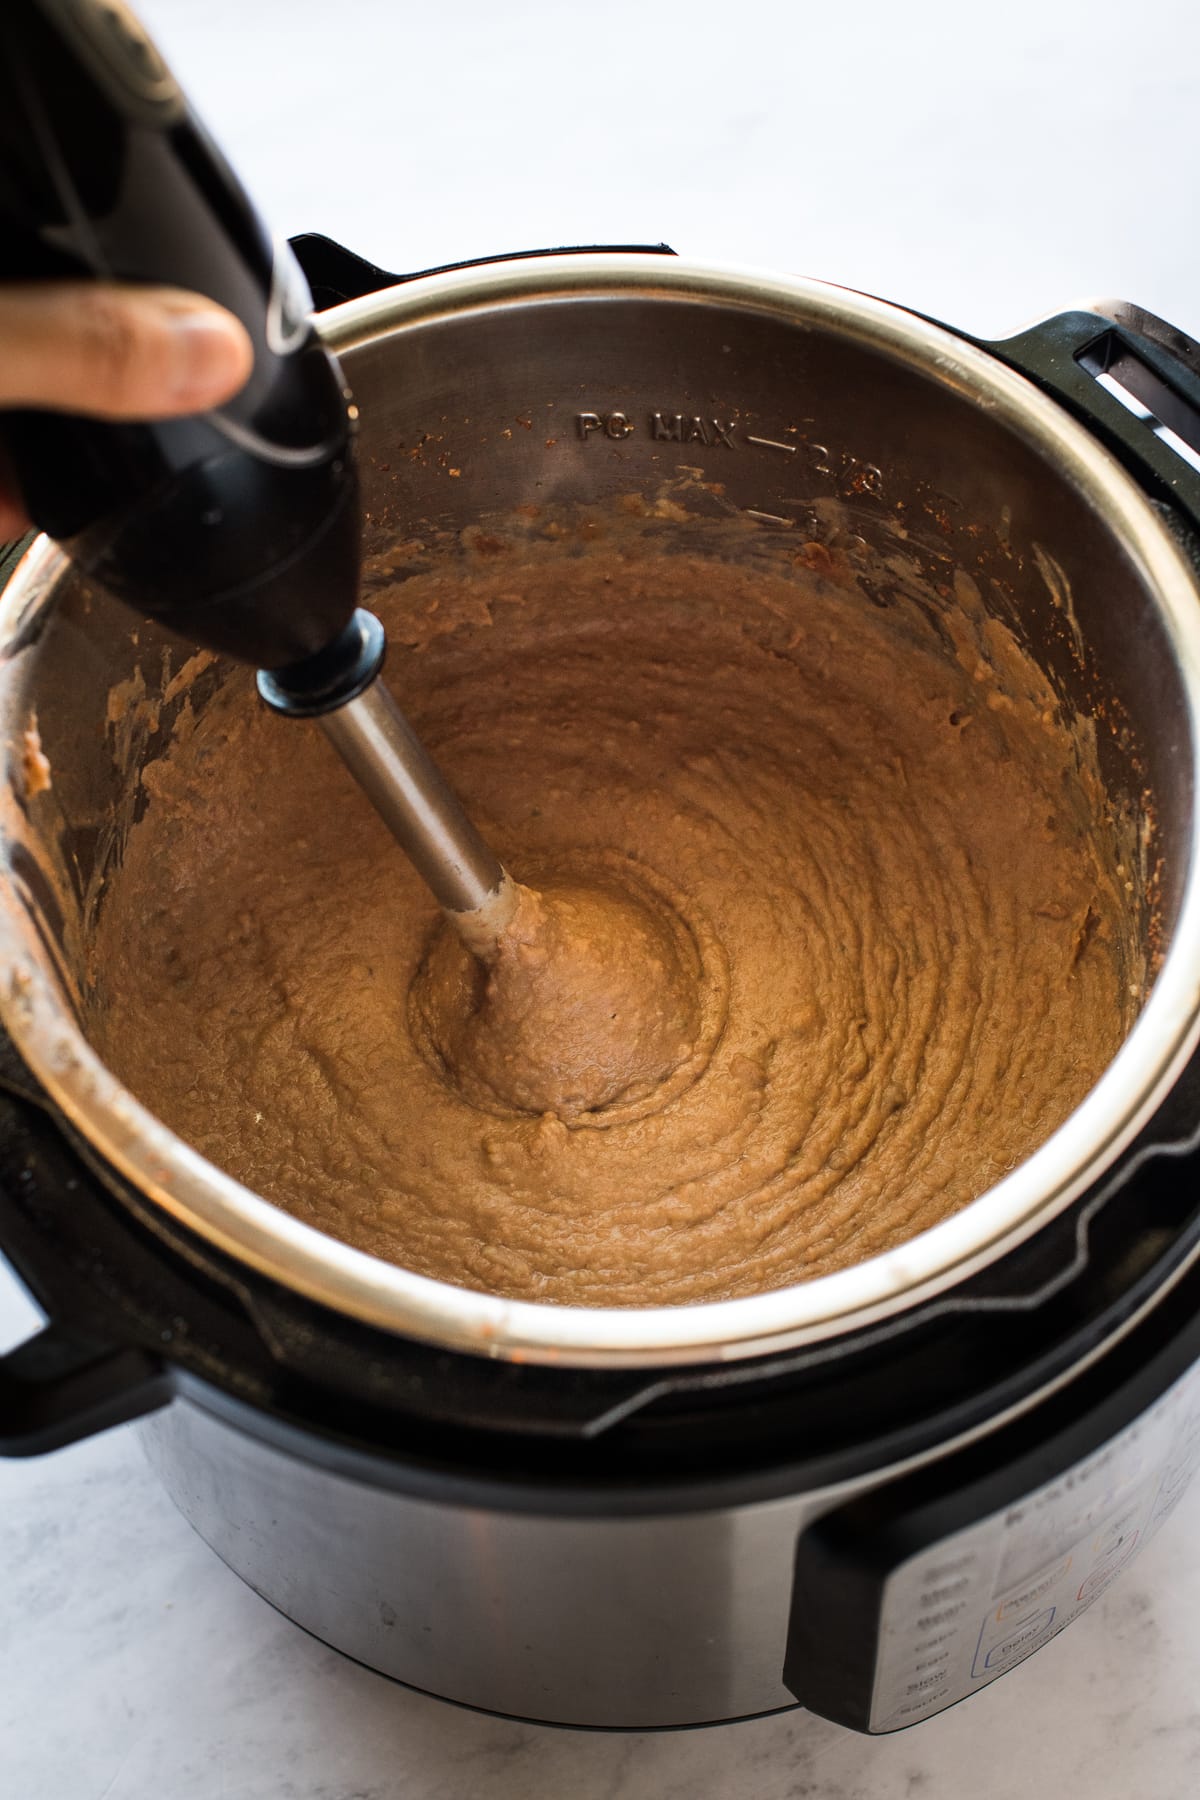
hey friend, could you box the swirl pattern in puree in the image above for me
[87,524,1141,1306]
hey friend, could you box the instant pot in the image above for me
[3,243,1200,1734]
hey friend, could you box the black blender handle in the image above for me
[0,0,359,672]
[288,233,677,312]
[976,301,1200,537]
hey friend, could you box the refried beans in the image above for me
[86,520,1141,1306]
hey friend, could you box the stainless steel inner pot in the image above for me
[2,253,1200,1367]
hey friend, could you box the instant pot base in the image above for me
[7,254,1200,1735]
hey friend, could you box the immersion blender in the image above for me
[0,0,515,950]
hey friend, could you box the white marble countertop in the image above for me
[6,1,1200,1793]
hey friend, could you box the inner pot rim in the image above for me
[4,252,1200,1370]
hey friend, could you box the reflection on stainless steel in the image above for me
[317,675,515,948]
[0,538,69,662]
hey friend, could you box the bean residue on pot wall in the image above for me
[85,504,1144,1306]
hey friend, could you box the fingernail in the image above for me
[166,312,252,407]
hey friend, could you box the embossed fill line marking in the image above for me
[745,435,797,454]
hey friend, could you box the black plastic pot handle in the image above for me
[0,1064,175,1456]
[977,300,1200,536]
[0,1319,170,1456]
[288,232,676,311]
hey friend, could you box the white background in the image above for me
[6,1,1200,1795]
[143,0,1200,340]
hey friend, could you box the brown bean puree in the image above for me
[87,527,1140,1307]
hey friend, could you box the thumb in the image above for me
[0,281,254,419]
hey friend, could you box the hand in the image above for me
[0,281,253,539]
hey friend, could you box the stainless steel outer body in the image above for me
[138,1400,855,1727]
[315,677,511,923]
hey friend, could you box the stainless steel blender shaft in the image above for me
[316,675,517,954]
[258,609,518,956]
